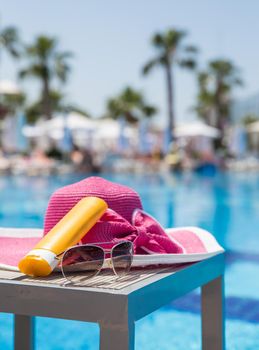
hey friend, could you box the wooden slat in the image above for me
[0,266,182,290]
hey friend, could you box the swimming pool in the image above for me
[0,172,259,349]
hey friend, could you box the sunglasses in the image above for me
[60,241,133,285]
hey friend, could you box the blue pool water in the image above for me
[1,172,259,349]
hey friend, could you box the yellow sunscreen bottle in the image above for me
[18,197,107,277]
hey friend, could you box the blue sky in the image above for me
[1,0,259,124]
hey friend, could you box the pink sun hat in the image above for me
[0,177,224,270]
[43,176,143,235]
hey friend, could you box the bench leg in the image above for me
[201,276,225,350]
[14,315,34,350]
[99,320,135,350]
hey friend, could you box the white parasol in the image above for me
[0,80,21,95]
[174,122,220,138]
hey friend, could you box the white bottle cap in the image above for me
[26,249,59,270]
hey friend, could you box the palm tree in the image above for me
[195,59,242,148]
[25,90,89,124]
[242,114,259,126]
[0,23,20,61]
[19,35,72,119]
[142,28,198,141]
[195,72,215,124]
[0,92,26,118]
[0,22,21,117]
[0,23,22,124]
[106,86,157,123]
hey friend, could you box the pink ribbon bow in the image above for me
[82,208,183,254]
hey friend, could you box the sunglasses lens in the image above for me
[61,246,104,284]
[111,241,133,277]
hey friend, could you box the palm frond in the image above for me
[26,36,57,59]
[106,86,157,122]
[19,64,48,79]
[198,71,209,84]
[183,45,198,53]
[144,28,196,71]
[141,105,157,117]
[142,58,159,75]
[233,77,243,86]
[152,33,165,48]
[66,105,90,117]
[54,52,72,82]
[178,58,196,69]
[0,26,20,57]
[165,29,186,49]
